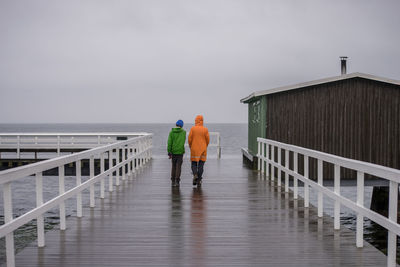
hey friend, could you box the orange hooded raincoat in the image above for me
[188,115,210,162]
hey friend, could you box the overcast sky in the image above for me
[1,0,399,124]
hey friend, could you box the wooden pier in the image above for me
[11,158,388,266]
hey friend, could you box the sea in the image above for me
[0,123,390,262]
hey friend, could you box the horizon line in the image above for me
[0,122,248,124]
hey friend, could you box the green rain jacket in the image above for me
[167,127,186,155]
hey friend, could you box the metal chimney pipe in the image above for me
[340,56,348,75]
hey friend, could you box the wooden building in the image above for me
[241,72,400,179]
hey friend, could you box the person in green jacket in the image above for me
[167,120,186,186]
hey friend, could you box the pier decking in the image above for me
[10,158,388,266]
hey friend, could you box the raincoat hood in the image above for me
[195,115,204,126]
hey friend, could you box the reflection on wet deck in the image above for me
[13,158,387,266]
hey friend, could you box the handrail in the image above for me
[0,131,221,158]
[0,134,153,267]
[0,134,152,184]
[0,133,149,158]
[257,137,399,267]
[0,132,149,136]
[260,138,400,182]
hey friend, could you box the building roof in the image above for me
[240,72,400,103]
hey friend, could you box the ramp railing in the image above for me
[0,132,149,158]
[257,137,400,267]
[0,133,152,267]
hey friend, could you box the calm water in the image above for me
[0,123,390,262]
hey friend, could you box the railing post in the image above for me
[293,152,298,199]
[76,160,82,217]
[387,180,398,267]
[108,150,113,192]
[17,135,20,159]
[277,147,281,186]
[271,145,275,181]
[136,144,139,170]
[138,142,141,169]
[150,136,153,159]
[261,142,265,174]
[116,148,120,186]
[129,146,134,178]
[126,147,130,178]
[100,152,105,199]
[334,164,341,230]
[132,146,136,173]
[122,147,126,181]
[149,137,152,160]
[217,133,221,159]
[134,146,137,172]
[144,140,148,163]
[145,140,148,163]
[265,144,270,177]
[317,159,323,218]
[143,141,146,165]
[131,146,135,176]
[57,135,61,156]
[285,149,289,193]
[35,172,45,247]
[140,142,144,166]
[257,140,261,172]
[142,141,145,165]
[138,144,141,169]
[3,182,15,267]
[90,156,95,207]
[59,165,66,230]
[147,138,151,162]
[143,140,146,163]
[130,147,135,176]
[304,155,309,208]
[356,171,364,248]
[138,143,142,168]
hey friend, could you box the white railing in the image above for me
[184,132,221,159]
[0,134,153,267]
[0,132,222,159]
[0,133,149,158]
[257,137,400,267]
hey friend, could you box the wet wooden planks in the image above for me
[12,158,388,266]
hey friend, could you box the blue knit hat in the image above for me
[176,120,184,127]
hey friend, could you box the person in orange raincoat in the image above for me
[188,115,210,186]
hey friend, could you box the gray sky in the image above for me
[1,0,399,123]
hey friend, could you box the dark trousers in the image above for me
[171,154,183,181]
[191,160,205,179]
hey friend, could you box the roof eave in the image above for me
[240,72,400,102]
[240,93,255,103]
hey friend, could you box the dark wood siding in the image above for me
[266,77,400,179]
